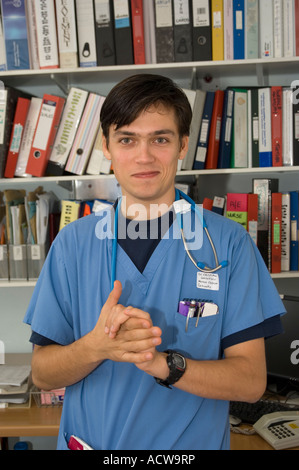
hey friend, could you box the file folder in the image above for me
[0,244,9,281]
[27,243,47,280]
[9,244,27,281]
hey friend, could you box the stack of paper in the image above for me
[0,364,31,406]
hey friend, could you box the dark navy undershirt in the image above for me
[30,210,283,350]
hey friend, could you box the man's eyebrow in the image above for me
[112,129,176,137]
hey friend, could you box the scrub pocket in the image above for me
[173,310,221,360]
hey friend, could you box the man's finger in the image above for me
[104,280,122,309]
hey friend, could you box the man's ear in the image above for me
[178,136,189,161]
[102,135,111,160]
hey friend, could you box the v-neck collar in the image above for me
[114,219,181,295]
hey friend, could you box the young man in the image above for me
[24,74,284,450]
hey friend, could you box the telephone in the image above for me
[253,411,299,450]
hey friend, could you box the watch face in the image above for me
[173,353,185,370]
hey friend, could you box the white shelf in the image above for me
[0,165,299,186]
[0,280,36,287]
[0,55,298,77]
[1,56,299,93]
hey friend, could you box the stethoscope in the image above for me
[110,188,228,289]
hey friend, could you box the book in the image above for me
[233,0,245,59]
[14,97,43,177]
[212,195,225,215]
[75,0,97,67]
[271,86,283,167]
[258,87,272,167]
[217,88,234,168]
[283,0,295,58]
[205,89,224,168]
[282,87,293,166]
[182,90,206,170]
[249,88,259,167]
[178,88,196,170]
[226,192,248,229]
[193,90,215,170]
[86,128,112,175]
[211,0,224,61]
[273,0,283,58]
[281,192,291,271]
[94,0,116,66]
[293,83,299,166]
[26,0,39,70]
[271,192,282,273]
[55,0,79,68]
[223,0,233,60]
[154,0,174,63]
[1,0,30,70]
[0,88,29,178]
[245,0,258,59]
[173,0,193,62]
[46,87,89,176]
[247,88,252,167]
[231,88,247,168]
[181,89,206,170]
[113,0,134,65]
[290,190,298,271]
[0,7,6,71]
[59,200,81,231]
[259,0,273,58]
[295,0,299,56]
[4,97,31,178]
[131,0,145,64]
[247,192,258,244]
[143,0,156,63]
[191,0,212,61]
[65,93,105,175]
[203,197,213,210]
[253,178,279,269]
[26,94,66,177]
[34,0,59,69]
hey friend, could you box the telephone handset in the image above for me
[253,411,299,450]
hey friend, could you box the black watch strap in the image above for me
[155,350,186,389]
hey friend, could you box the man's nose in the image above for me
[135,141,155,163]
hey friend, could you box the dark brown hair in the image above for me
[100,74,192,144]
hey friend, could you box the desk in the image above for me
[1,404,298,449]
[0,401,61,437]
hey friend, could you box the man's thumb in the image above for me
[106,280,122,306]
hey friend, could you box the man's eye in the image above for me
[155,137,168,144]
[120,138,132,144]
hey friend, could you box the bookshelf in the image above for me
[1,57,299,92]
[1,59,299,355]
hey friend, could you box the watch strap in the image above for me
[155,350,186,388]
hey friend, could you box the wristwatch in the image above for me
[155,350,186,388]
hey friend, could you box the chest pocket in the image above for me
[172,309,221,361]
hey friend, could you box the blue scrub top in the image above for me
[23,206,285,450]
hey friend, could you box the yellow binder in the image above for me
[211,0,224,61]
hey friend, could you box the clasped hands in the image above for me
[92,280,164,375]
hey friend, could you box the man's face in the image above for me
[102,104,188,215]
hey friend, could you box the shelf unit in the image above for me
[1,56,299,96]
[0,59,298,316]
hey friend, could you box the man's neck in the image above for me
[120,197,174,221]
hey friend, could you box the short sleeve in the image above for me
[221,230,285,340]
[23,233,76,346]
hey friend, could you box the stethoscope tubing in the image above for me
[110,189,228,289]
